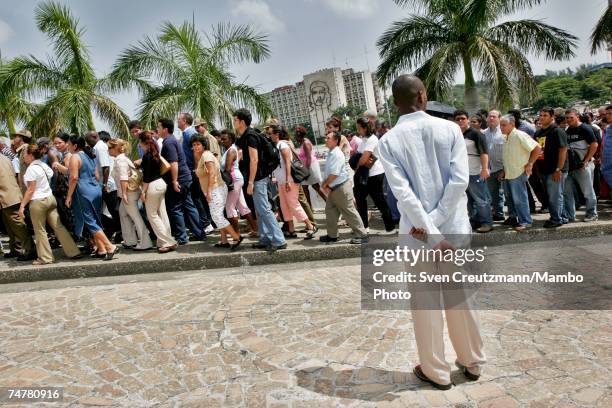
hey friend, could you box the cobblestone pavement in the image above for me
[0,237,610,407]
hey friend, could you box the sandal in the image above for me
[214,242,231,248]
[158,244,177,254]
[32,259,52,266]
[91,252,107,259]
[230,236,244,251]
[104,246,120,261]
[304,225,318,240]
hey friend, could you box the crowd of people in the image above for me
[0,99,611,265]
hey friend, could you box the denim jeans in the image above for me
[545,172,567,225]
[563,162,597,221]
[190,172,212,229]
[467,175,493,227]
[486,170,505,218]
[253,178,286,247]
[165,180,204,244]
[383,176,401,223]
[504,173,532,226]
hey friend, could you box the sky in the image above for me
[0,0,609,127]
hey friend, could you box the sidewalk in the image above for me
[1,201,611,284]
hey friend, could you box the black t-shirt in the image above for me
[161,135,192,185]
[463,127,488,175]
[236,128,266,182]
[141,152,162,183]
[537,125,568,175]
[566,123,596,151]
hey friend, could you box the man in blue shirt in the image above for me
[158,118,205,244]
[319,131,367,244]
[178,113,212,234]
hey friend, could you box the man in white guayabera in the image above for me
[377,75,486,390]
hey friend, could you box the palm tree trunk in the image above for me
[462,55,479,114]
[6,116,16,134]
[86,110,95,132]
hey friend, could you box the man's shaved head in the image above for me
[392,75,427,114]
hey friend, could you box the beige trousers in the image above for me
[144,178,176,248]
[29,195,80,263]
[119,191,152,249]
[410,259,486,385]
[325,181,366,238]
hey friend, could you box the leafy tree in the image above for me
[109,21,271,129]
[0,53,37,134]
[532,76,582,110]
[0,1,128,137]
[332,104,363,120]
[590,1,612,55]
[376,0,578,112]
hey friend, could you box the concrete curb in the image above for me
[1,220,611,284]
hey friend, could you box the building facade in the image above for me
[264,67,382,138]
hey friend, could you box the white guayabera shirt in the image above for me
[377,111,471,247]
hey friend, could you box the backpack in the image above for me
[258,134,280,177]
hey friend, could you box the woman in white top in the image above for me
[354,117,396,232]
[18,144,81,265]
[107,139,152,251]
[268,125,317,240]
[219,129,258,236]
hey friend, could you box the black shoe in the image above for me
[17,252,37,262]
[214,242,231,248]
[284,231,298,239]
[413,365,452,390]
[538,208,549,214]
[3,251,20,259]
[543,220,562,229]
[502,217,519,227]
[319,235,338,243]
[251,243,269,249]
[493,215,505,222]
[266,244,287,252]
[122,243,136,250]
[455,362,480,381]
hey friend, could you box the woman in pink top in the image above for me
[295,126,326,208]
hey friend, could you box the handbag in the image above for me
[289,147,310,183]
[159,155,171,175]
[221,169,234,191]
[127,163,143,192]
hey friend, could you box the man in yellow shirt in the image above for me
[500,115,542,231]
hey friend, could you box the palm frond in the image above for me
[159,21,204,72]
[376,15,450,86]
[206,23,271,65]
[35,0,94,85]
[590,4,612,54]
[487,19,577,60]
[91,94,129,138]
[0,56,66,98]
[109,36,185,92]
[413,44,462,101]
[138,86,187,126]
[471,37,517,108]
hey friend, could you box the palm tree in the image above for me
[0,53,37,134]
[590,0,612,55]
[0,1,128,137]
[377,0,578,111]
[109,21,271,128]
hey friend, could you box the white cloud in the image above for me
[231,0,286,33]
[313,0,381,19]
[0,19,13,44]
